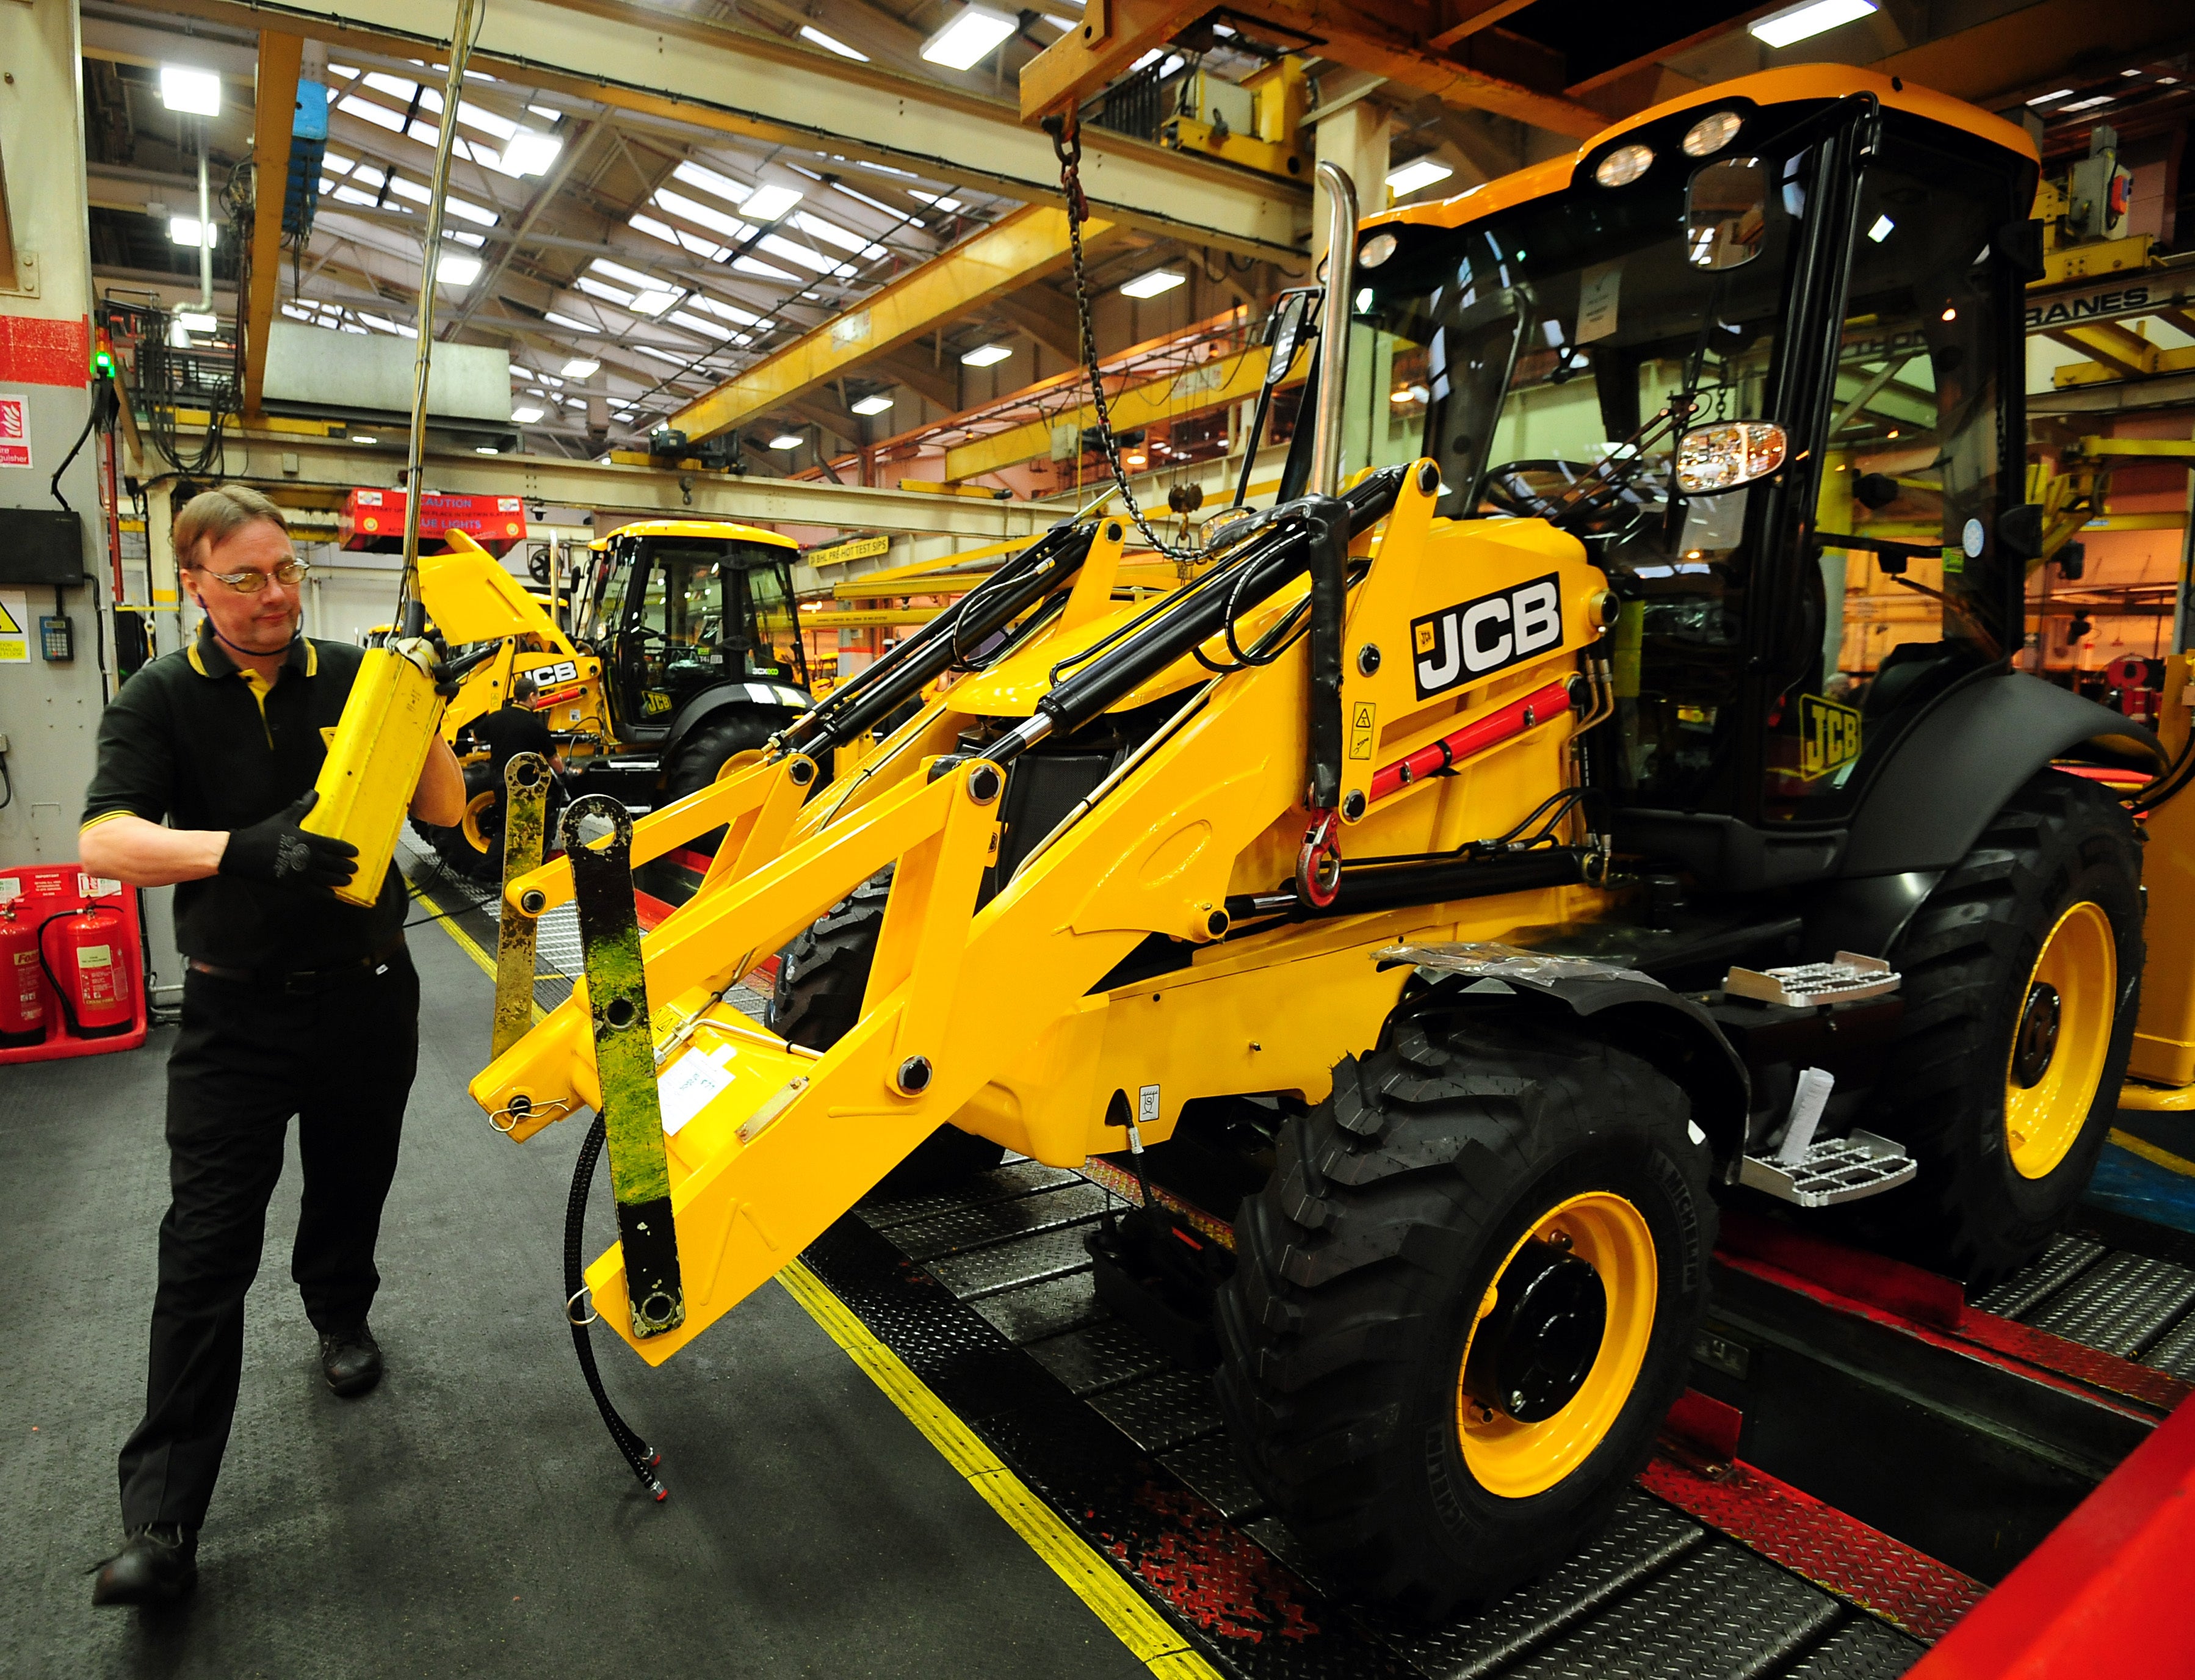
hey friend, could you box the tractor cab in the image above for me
[579,520,810,744]
[1343,69,2047,890]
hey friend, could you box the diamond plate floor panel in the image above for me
[925,1223,1100,1299]
[1157,1433,1268,1523]
[1087,1369,1228,1454]
[2022,1250,2195,1359]
[860,1159,1087,1230]
[1777,1615,1926,1680]
[1504,1538,1839,1680]
[894,1182,1123,1261]
[1970,1233,2105,1320]
[2141,1306,2195,1380]
[1026,1318,1173,1396]
[967,1269,1108,1344]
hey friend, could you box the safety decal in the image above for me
[1409,573,1563,700]
[1798,693,1862,781]
[1349,702,1376,761]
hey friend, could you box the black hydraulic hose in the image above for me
[1002,468,1404,751]
[565,1113,668,1502]
[1304,498,1348,810]
[778,521,1094,756]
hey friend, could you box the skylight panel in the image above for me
[339,96,406,134]
[654,188,750,242]
[589,257,665,291]
[732,254,800,282]
[672,161,751,205]
[544,311,599,333]
[668,310,732,339]
[684,294,761,326]
[574,275,635,306]
[758,233,834,272]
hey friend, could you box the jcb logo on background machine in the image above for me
[1411,574,1563,700]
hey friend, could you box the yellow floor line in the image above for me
[419,881,1218,1679]
[2108,1126,2195,1179]
[776,1262,1224,1680]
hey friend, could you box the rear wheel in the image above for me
[1217,1012,1714,1617]
[410,761,504,885]
[1862,770,2141,1286]
[770,870,1008,1193]
[663,712,778,852]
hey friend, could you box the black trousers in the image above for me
[117,950,421,1531]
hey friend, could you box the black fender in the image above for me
[1389,963,1751,1178]
[661,678,813,767]
[1841,672,2161,877]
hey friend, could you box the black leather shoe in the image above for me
[319,1323,383,1397]
[90,1525,198,1607]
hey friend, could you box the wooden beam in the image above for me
[244,31,305,420]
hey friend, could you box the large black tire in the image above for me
[1216,1010,1715,1618]
[662,712,779,852]
[1860,770,2142,1287]
[410,760,504,885]
[769,869,1008,1193]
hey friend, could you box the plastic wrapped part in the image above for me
[1377,941,1668,989]
[1724,950,1899,1008]
[1775,1065,1836,1165]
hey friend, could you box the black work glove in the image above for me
[219,791,359,888]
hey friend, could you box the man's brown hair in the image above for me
[173,485,289,571]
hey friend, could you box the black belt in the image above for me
[187,938,407,994]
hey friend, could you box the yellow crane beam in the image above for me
[668,205,1114,446]
[243,31,303,420]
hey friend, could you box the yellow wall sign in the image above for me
[1798,694,1861,780]
[0,592,29,665]
[808,534,891,568]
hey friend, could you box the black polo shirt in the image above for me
[81,621,408,969]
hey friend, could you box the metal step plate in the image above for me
[1740,1131,1917,1208]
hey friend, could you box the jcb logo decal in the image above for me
[527,658,580,686]
[1798,694,1861,780]
[1410,574,1563,701]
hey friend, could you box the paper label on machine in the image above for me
[660,1044,736,1135]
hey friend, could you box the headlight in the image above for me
[1358,231,1398,269]
[1676,421,1787,493]
[1682,110,1743,157]
[1594,143,1654,187]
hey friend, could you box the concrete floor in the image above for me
[0,922,1145,1680]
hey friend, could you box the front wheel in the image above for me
[1217,1010,1715,1618]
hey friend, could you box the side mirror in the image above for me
[1265,291,1317,388]
[1675,421,1787,494]
[1995,218,2047,283]
[2056,540,2086,581]
[1685,158,1768,270]
[1998,502,2046,560]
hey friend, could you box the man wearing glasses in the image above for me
[78,485,465,1606]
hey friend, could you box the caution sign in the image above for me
[1798,693,1861,781]
[0,592,29,665]
[1349,701,1376,761]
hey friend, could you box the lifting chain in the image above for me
[1049,115,1202,563]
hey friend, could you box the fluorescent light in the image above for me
[512,405,545,423]
[852,393,895,415]
[561,358,599,378]
[961,342,1011,367]
[631,291,678,316]
[476,446,499,454]
[1119,269,1185,299]
[176,311,219,333]
[436,252,483,284]
[350,435,379,444]
[169,216,218,249]
[2025,88,2075,105]
[1386,157,1455,195]
[920,3,1018,70]
[501,129,562,175]
[800,25,869,60]
[2061,95,2116,113]
[743,184,804,223]
[159,65,223,116]
[1867,214,1894,243]
[768,433,805,450]
[1747,0,1876,48]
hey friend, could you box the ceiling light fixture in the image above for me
[436,252,483,284]
[1746,0,1876,48]
[176,311,219,334]
[1384,157,1454,196]
[768,432,805,450]
[168,216,218,249]
[920,3,1018,70]
[159,65,223,116]
[800,25,869,60]
[350,435,379,444]
[960,342,1011,366]
[2025,87,2075,105]
[852,393,895,415]
[562,358,600,378]
[1119,269,1186,299]
[512,405,545,423]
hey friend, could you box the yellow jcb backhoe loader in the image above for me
[439,66,2195,1612]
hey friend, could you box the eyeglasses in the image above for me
[200,560,313,593]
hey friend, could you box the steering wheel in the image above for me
[1480,460,1605,521]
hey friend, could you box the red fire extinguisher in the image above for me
[40,902,135,1035]
[0,902,46,1041]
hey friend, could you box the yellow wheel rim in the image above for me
[2005,900,2116,1181]
[459,790,497,856]
[1454,1190,1657,1500]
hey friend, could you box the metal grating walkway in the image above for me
[815,1160,1926,1680]
[1975,1229,2195,1380]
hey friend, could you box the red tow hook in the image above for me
[1296,809,1343,908]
